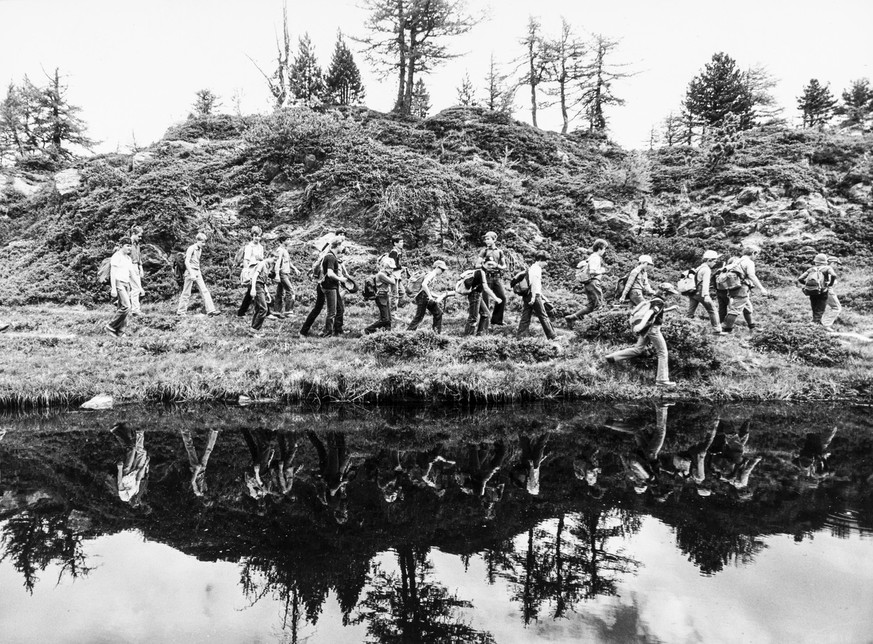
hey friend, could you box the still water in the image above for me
[1,403,871,644]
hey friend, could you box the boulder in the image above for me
[132,150,154,166]
[806,192,829,216]
[11,176,41,198]
[723,206,759,224]
[591,198,615,212]
[847,183,871,203]
[303,154,319,173]
[53,168,81,195]
[80,394,114,410]
[736,186,761,205]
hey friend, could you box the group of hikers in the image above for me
[97,225,845,387]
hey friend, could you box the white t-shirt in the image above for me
[109,250,133,284]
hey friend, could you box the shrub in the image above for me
[574,310,634,343]
[751,323,849,366]
[358,330,449,359]
[455,336,560,363]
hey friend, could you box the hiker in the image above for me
[605,282,679,387]
[516,251,556,340]
[273,235,300,319]
[178,428,219,498]
[509,433,551,496]
[565,238,609,329]
[478,231,508,325]
[686,249,724,333]
[128,226,145,315]
[388,234,407,311]
[110,422,150,507]
[721,245,768,333]
[105,236,135,337]
[321,238,348,337]
[618,254,656,305]
[241,428,277,501]
[176,232,218,316]
[237,226,264,317]
[299,230,344,337]
[714,255,739,325]
[462,266,502,336]
[796,253,837,325]
[307,431,356,524]
[249,250,278,337]
[407,260,449,333]
[822,256,843,329]
[364,255,397,334]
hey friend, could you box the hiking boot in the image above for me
[605,356,616,365]
[104,325,118,337]
[656,380,677,387]
[712,329,726,335]
[208,310,221,317]
[721,326,733,333]
[564,315,576,330]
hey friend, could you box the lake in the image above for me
[1,402,871,643]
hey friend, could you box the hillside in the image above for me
[1,106,872,307]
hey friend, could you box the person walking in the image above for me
[110,422,150,507]
[237,226,265,317]
[463,266,502,336]
[715,255,739,324]
[605,282,679,387]
[176,232,218,316]
[321,238,348,337]
[299,230,345,337]
[797,253,838,325]
[822,256,843,329]
[128,226,145,315]
[478,231,508,325]
[517,251,556,340]
[721,245,768,333]
[407,260,448,333]
[388,234,407,312]
[619,254,656,306]
[687,249,724,333]
[249,251,278,337]
[273,236,300,319]
[364,256,397,334]
[105,237,135,337]
[565,238,609,329]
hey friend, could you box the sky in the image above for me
[0,0,871,152]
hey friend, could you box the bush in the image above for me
[574,310,634,343]
[455,336,560,363]
[358,330,449,359]
[751,323,849,366]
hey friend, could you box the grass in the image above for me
[0,269,871,409]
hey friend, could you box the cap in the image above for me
[638,254,653,265]
[433,259,448,270]
[657,282,678,294]
[813,253,828,265]
[381,256,397,269]
[702,250,721,260]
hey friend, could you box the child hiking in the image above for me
[176,232,218,316]
[686,249,724,334]
[565,238,609,329]
[516,251,557,340]
[478,231,509,325]
[796,253,837,325]
[721,245,768,333]
[407,260,449,333]
[364,255,397,334]
[618,255,656,306]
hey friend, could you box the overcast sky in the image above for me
[1,0,871,152]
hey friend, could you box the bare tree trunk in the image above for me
[559,79,568,134]
[393,0,408,112]
[403,27,418,114]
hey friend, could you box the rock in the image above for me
[80,394,114,410]
[806,193,829,216]
[736,186,761,205]
[303,154,319,172]
[7,239,32,249]
[723,206,759,224]
[847,183,871,203]
[11,176,41,198]
[53,168,81,195]
[591,198,615,212]
[132,150,154,166]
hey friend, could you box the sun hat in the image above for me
[639,255,653,264]
[433,260,448,270]
[657,282,678,294]
[813,253,828,265]
[702,250,721,260]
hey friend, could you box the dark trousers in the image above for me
[251,284,270,330]
[570,280,604,319]
[108,282,131,333]
[465,292,491,336]
[238,288,253,317]
[808,291,829,324]
[517,295,555,339]
[323,288,345,336]
[488,275,506,325]
[300,284,325,336]
[407,291,443,333]
[365,294,392,333]
[275,274,294,313]
[716,290,730,324]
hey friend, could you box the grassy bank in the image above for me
[1,267,872,409]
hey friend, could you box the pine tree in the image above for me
[324,31,365,106]
[542,17,586,134]
[192,89,220,116]
[661,112,684,147]
[289,33,324,107]
[835,78,873,129]
[249,1,292,109]
[35,69,95,158]
[516,16,547,128]
[685,52,754,131]
[483,53,514,113]
[743,64,783,124]
[797,79,836,128]
[410,78,431,118]
[456,72,476,106]
[577,34,631,132]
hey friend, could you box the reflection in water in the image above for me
[1,403,872,642]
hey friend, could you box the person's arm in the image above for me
[289,261,301,275]
[495,249,507,271]
[274,251,282,281]
[746,262,767,294]
[620,266,639,301]
[796,268,811,287]
[826,266,837,287]
[480,271,501,303]
[250,264,260,296]
[642,270,655,295]
[184,246,196,274]
[421,270,438,299]
[109,259,119,297]
[697,265,711,299]
[379,271,396,286]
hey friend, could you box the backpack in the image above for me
[677,269,698,296]
[171,251,186,284]
[629,299,664,335]
[803,266,828,293]
[407,270,427,296]
[715,260,743,291]
[362,275,378,300]
[454,269,478,295]
[96,257,111,283]
[510,268,530,296]
[611,270,634,301]
[576,259,591,284]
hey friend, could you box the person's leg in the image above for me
[606,334,647,362]
[429,299,443,334]
[648,326,670,383]
[334,290,345,334]
[722,287,749,332]
[407,292,428,330]
[701,298,721,329]
[464,292,480,336]
[252,285,268,330]
[822,291,842,328]
[517,298,533,337]
[237,288,253,317]
[176,274,194,314]
[810,292,828,324]
[532,296,556,339]
[477,297,491,335]
[128,269,142,314]
[489,277,506,325]
[565,282,600,327]
[717,290,730,323]
[390,280,400,312]
[742,297,754,328]
[687,295,700,318]
[322,289,337,336]
[300,285,324,336]
[109,283,131,333]
[366,295,390,333]
[195,275,216,314]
